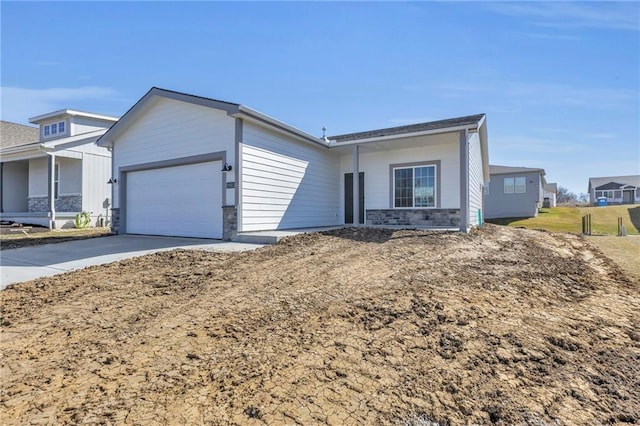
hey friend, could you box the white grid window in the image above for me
[393,165,436,208]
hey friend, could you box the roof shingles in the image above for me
[329,113,485,142]
[0,121,39,149]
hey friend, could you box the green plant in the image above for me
[74,211,91,229]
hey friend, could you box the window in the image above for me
[393,165,436,208]
[504,176,526,194]
[504,177,514,194]
[43,121,66,138]
[54,164,60,199]
[636,188,640,198]
[614,190,622,199]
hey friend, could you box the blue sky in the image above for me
[1,1,638,194]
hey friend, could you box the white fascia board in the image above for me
[233,106,329,148]
[30,109,118,124]
[327,123,478,148]
[0,144,46,161]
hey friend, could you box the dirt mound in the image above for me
[1,225,638,425]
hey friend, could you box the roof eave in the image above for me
[0,142,46,159]
[29,109,119,124]
[231,106,329,148]
[327,122,480,147]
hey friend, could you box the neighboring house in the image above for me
[484,165,546,219]
[588,175,640,205]
[543,182,557,207]
[0,110,118,228]
[97,87,489,240]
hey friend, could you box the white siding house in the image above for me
[98,87,490,239]
[588,175,640,205]
[240,123,340,231]
[0,111,117,228]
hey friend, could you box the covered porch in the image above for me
[328,116,488,232]
[1,148,83,229]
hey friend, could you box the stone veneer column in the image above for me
[110,208,120,234]
[222,206,237,241]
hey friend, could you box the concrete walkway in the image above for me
[0,235,264,289]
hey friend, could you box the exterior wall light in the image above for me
[222,163,233,172]
[107,177,117,184]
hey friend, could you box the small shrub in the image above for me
[74,212,91,229]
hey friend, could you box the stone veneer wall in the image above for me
[366,209,461,227]
[29,196,83,213]
[28,196,49,213]
[110,208,120,234]
[222,206,237,241]
[55,195,82,212]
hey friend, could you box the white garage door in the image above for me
[126,161,222,238]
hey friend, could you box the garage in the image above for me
[125,161,222,238]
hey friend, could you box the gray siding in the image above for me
[484,171,543,219]
[2,162,29,212]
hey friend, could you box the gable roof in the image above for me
[589,175,640,191]
[544,182,557,193]
[97,87,326,148]
[0,121,39,149]
[595,182,628,190]
[489,165,545,176]
[329,114,486,143]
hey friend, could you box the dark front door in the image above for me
[344,172,364,224]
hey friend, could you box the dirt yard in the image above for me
[0,227,111,250]
[1,225,638,425]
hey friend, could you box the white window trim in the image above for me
[42,120,68,139]
[504,176,527,194]
[504,177,514,194]
[514,176,526,194]
[392,164,438,209]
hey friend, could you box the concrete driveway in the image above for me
[0,235,264,289]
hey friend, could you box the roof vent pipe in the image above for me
[322,126,328,142]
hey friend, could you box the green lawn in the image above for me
[587,236,640,282]
[487,205,640,235]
